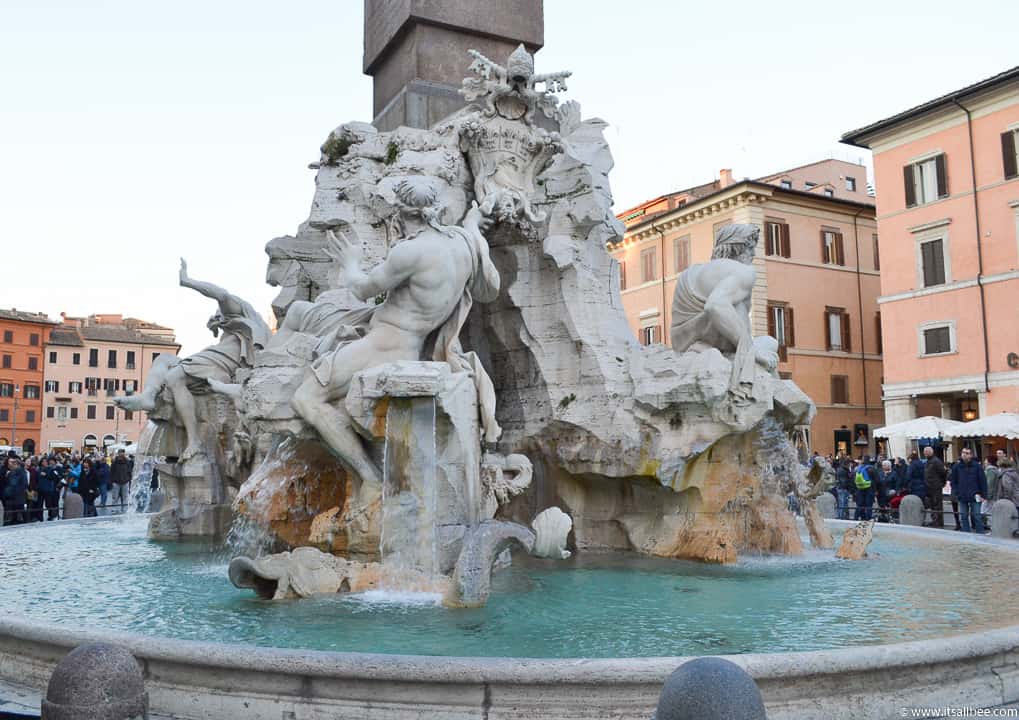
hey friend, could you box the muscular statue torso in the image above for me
[671,258,755,353]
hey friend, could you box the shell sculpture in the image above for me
[531,507,573,559]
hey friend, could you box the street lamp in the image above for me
[10,384,19,449]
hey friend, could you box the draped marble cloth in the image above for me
[669,267,755,396]
[180,298,270,393]
[311,224,502,440]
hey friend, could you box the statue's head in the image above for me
[507,44,534,85]
[207,311,226,337]
[393,176,444,231]
[711,224,759,264]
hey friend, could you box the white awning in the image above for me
[47,441,74,449]
[945,413,1019,440]
[873,416,965,439]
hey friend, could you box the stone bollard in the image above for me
[815,493,836,519]
[991,499,1018,539]
[62,491,84,520]
[0,499,4,527]
[899,494,924,526]
[653,657,767,720]
[42,642,148,719]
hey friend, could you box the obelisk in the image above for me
[363,0,543,131]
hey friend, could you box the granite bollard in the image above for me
[653,657,767,720]
[815,493,836,519]
[991,499,1017,539]
[41,642,148,719]
[899,494,924,526]
[62,491,84,520]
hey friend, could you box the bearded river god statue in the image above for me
[133,44,820,609]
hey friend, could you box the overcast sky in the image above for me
[2,0,1015,355]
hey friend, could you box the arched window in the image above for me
[83,434,98,449]
[0,437,9,446]
[102,434,116,448]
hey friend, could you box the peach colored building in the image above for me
[842,66,1019,458]
[0,309,56,454]
[40,314,180,454]
[611,160,884,457]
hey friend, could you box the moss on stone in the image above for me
[321,132,352,166]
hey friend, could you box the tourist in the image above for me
[835,459,853,520]
[94,457,111,510]
[110,449,131,512]
[950,447,987,533]
[853,456,877,521]
[2,456,28,525]
[983,454,1001,524]
[26,456,42,521]
[923,447,948,528]
[79,459,100,517]
[876,460,896,522]
[894,457,908,492]
[998,457,1019,507]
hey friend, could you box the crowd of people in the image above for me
[1,448,135,524]
[815,446,1019,532]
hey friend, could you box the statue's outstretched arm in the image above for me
[324,230,419,301]
[179,258,245,316]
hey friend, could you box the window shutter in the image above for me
[824,310,832,351]
[781,223,791,258]
[765,224,775,256]
[767,306,776,339]
[903,164,917,208]
[875,312,883,354]
[841,312,852,353]
[786,307,795,347]
[820,231,829,263]
[935,153,949,198]
[835,232,845,266]
[1003,131,1018,179]
[619,261,626,290]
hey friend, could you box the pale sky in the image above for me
[2,0,1015,355]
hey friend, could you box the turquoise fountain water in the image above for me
[0,516,1014,658]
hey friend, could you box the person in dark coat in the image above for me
[950,447,988,533]
[923,447,948,527]
[79,459,100,517]
[2,456,29,525]
[109,449,132,512]
[875,460,897,522]
[906,453,926,501]
[38,457,62,521]
[835,459,854,520]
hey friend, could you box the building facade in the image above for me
[842,67,1019,458]
[0,309,56,454]
[40,314,180,454]
[611,160,884,456]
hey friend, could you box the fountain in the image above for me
[4,38,1019,720]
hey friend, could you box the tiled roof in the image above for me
[48,327,84,347]
[0,308,56,325]
[78,325,179,347]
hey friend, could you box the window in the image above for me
[27,356,38,371]
[903,154,948,207]
[1,355,10,369]
[57,406,68,421]
[152,352,160,362]
[46,406,54,419]
[72,352,80,366]
[922,325,953,355]
[44,380,59,393]
[767,303,795,361]
[821,229,845,265]
[823,188,834,198]
[778,371,793,380]
[124,379,136,394]
[69,381,82,394]
[875,312,883,355]
[48,351,57,363]
[1002,129,1019,180]
[825,308,851,352]
[70,407,78,420]
[106,405,116,420]
[846,177,857,192]
[640,325,661,346]
[674,235,691,272]
[29,333,39,346]
[872,234,880,271]
[919,238,946,287]
[124,410,134,421]
[0,383,12,397]
[0,409,6,422]
[88,348,98,367]
[764,220,790,258]
[86,405,97,420]
[25,410,35,423]
[618,260,627,291]
[831,375,849,405]
[107,349,117,369]
[805,181,817,189]
[24,385,40,399]
[780,180,792,190]
[2,330,11,343]
[126,351,136,369]
[640,246,658,283]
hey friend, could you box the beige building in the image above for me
[41,314,179,454]
[611,159,884,457]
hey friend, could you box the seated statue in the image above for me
[291,176,501,508]
[670,224,778,399]
[115,259,269,461]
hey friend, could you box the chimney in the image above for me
[719,168,734,188]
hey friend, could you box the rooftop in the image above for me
[46,323,179,348]
[841,65,1019,148]
[0,308,57,326]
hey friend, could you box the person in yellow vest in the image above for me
[853,456,877,521]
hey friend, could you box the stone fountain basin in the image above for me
[1,520,1018,719]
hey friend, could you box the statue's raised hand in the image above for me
[324,229,362,281]
[179,257,189,285]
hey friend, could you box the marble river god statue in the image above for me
[133,44,821,608]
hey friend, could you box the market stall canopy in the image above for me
[873,416,965,439]
[945,413,1019,440]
